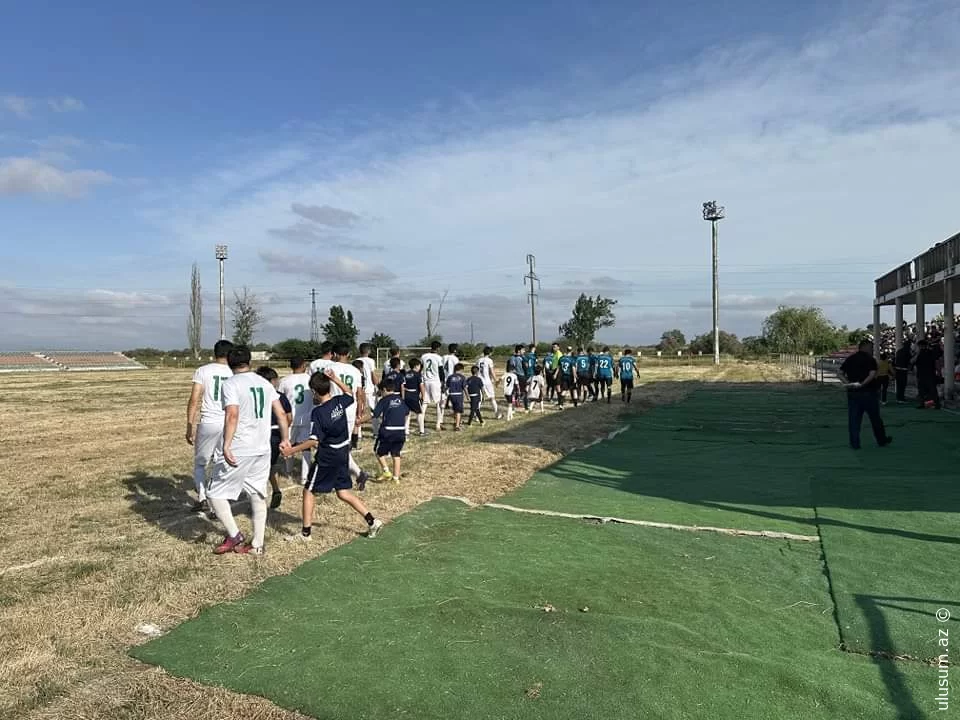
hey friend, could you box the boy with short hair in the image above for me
[283,369,383,541]
[185,339,234,514]
[207,346,291,556]
[402,358,426,436]
[383,356,403,393]
[523,344,538,411]
[278,356,314,488]
[575,347,593,402]
[371,378,409,482]
[477,346,501,418]
[527,364,546,414]
[544,342,560,402]
[256,366,292,508]
[329,343,370,490]
[502,363,519,421]
[595,346,615,403]
[558,347,576,408]
[309,341,334,376]
[421,341,445,431]
[445,362,467,430]
[356,343,379,442]
[618,348,637,403]
[466,366,485,426]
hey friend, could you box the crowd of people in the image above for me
[184,339,642,555]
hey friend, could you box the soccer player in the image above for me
[502,364,519,421]
[383,356,403,393]
[558,347,576,408]
[283,369,383,541]
[384,347,405,374]
[508,345,527,405]
[207,346,290,556]
[595,346,615,403]
[445,362,467,430]
[527,364,546,413]
[329,344,370,490]
[465,365,485,425]
[477,346,501,418]
[421,341,445,431]
[371,378,408,482]
[278,357,314,489]
[575,347,593,402]
[402,358,426,436]
[544,342,560,401]
[351,359,367,447]
[309,341,334,376]
[256,366,292,509]
[523,344,538,411]
[357,343,379,440]
[618,348,638,403]
[185,339,233,514]
[441,343,460,412]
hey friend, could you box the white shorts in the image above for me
[481,381,496,399]
[424,381,442,404]
[365,391,377,414]
[291,424,312,445]
[208,452,271,500]
[194,423,223,465]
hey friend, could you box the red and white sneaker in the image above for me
[213,532,244,555]
[235,543,264,556]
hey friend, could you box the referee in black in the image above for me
[838,340,893,450]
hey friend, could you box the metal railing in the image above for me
[778,354,844,383]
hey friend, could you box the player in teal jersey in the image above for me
[594,346,615,403]
[575,348,593,403]
[557,349,576,408]
[617,348,638,403]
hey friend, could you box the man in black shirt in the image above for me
[893,341,912,403]
[838,340,892,450]
[913,339,941,409]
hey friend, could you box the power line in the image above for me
[524,254,541,346]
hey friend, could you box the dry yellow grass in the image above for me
[0,361,798,719]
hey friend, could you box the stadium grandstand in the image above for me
[0,352,145,373]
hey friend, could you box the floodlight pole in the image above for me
[215,245,228,340]
[702,202,725,366]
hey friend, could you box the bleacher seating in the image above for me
[0,353,59,372]
[42,352,145,371]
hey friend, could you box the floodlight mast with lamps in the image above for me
[215,245,228,340]
[702,202,725,366]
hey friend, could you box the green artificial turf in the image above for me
[132,498,931,720]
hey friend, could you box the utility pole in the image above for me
[470,322,474,344]
[310,288,320,343]
[701,202,725,366]
[215,245,228,340]
[524,254,541,346]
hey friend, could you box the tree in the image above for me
[740,336,769,357]
[230,286,263,346]
[689,330,742,356]
[559,294,617,347]
[323,305,358,351]
[761,306,843,354]
[187,262,202,360]
[425,290,448,340]
[417,334,443,348]
[656,329,686,352]
[368,332,397,350]
[273,338,323,360]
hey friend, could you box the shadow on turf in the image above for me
[122,470,302,543]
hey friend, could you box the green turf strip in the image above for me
[131,499,929,719]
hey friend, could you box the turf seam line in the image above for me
[436,496,820,542]
[812,502,848,652]
[0,555,67,575]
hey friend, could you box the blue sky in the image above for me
[2,0,959,350]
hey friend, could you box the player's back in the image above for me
[421,352,443,383]
[193,362,233,423]
[441,353,459,378]
[279,372,314,426]
[310,396,352,446]
[528,374,544,399]
[310,357,333,376]
[359,357,376,393]
[478,356,494,380]
[524,352,537,376]
[503,371,517,395]
[466,376,484,395]
[596,354,614,378]
[403,370,422,393]
[576,354,591,375]
[375,395,408,432]
[559,355,574,376]
[330,361,362,399]
[619,356,636,378]
[221,371,276,456]
[446,372,465,394]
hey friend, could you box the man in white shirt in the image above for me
[356,343,379,439]
[277,356,314,487]
[207,345,290,556]
[330,343,371,490]
[440,342,460,415]
[309,341,335,376]
[477,346,501,418]
[421,340,445,431]
[185,340,233,513]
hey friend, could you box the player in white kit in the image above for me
[185,340,233,514]
[477,346,501,418]
[440,342,460,415]
[330,343,371,490]
[356,343,379,441]
[207,346,291,555]
[277,356,314,496]
[421,340,445,431]
[526,365,546,413]
[502,368,518,421]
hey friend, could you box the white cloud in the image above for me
[48,96,85,112]
[259,250,396,284]
[291,203,361,228]
[1,95,31,118]
[0,157,112,197]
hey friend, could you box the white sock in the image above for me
[405,415,411,435]
[348,453,361,480]
[436,403,444,428]
[418,413,425,433]
[249,492,267,549]
[208,498,240,538]
[506,404,514,421]
[193,459,207,501]
[491,397,499,415]
[300,451,312,483]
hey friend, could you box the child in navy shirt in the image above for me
[465,365,485,426]
[402,358,426,436]
[283,369,383,540]
[445,362,467,431]
[371,378,409,482]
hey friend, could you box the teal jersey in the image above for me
[558,355,574,377]
[575,354,591,376]
[618,356,637,380]
[544,354,555,371]
[596,353,614,379]
[524,352,538,377]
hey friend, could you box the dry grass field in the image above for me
[0,361,797,720]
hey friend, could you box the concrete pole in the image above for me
[945,280,955,399]
[916,289,925,340]
[873,304,881,360]
[711,220,720,366]
[894,298,904,349]
[219,258,226,340]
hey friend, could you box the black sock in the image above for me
[302,526,312,537]
[364,512,375,526]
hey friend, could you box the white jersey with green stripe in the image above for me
[278,372,314,427]
[192,362,233,424]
